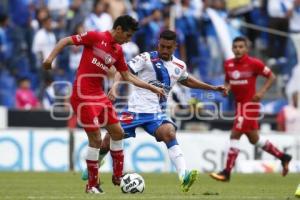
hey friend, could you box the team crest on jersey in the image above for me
[104,55,112,65]
[174,68,180,75]
[232,70,240,79]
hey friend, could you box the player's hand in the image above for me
[214,85,229,96]
[108,88,117,102]
[43,58,53,70]
[252,92,263,102]
[150,86,165,98]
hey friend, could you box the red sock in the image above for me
[225,147,240,173]
[262,140,284,159]
[110,150,124,178]
[86,160,99,187]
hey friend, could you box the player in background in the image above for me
[82,30,226,192]
[43,15,165,194]
[210,36,292,182]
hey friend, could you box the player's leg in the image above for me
[85,128,104,194]
[71,99,103,193]
[81,132,110,181]
[210,130,243,182]
[99,132,110,163]
[105,122,125,185]
[154,123,198,192]
[247,130,292,176]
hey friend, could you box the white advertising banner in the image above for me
[0,128,299,173]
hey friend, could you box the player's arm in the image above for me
[253,71,276,102]
[43,37,74,70]
[119,70,165,97]
[179,75,226,93]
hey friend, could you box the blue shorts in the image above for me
[118,112,176,138]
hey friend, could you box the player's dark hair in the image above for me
[233,36,248,46]
[160,30,177,41]
[113,15,139,32]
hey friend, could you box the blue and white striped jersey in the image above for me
[127,51,189,113]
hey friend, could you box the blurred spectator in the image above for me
[289,0,300,33]
[103,0,127,20]
[42,75,55,110]
[175,0,200,72]
[15,77,40,110]
[31,7,50,32]
[69,23,84,81]
[0,13,11,65]
[122,41,140,62]
[47,0,69,19]
[277,91,300,132]
[66,0,87,35]
[134,0,162,52]
[0,68,16,108]
[84,0,113,31]
[32,16,57,69]
[267,0,293,59]
[161,12,187,62]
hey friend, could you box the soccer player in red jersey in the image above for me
[210,36,292,182]
[43,15,164,193]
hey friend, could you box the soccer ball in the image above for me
[120,173,145,193]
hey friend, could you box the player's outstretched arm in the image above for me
[119,70,165,97]
[43,37,74,70]
[252,72,276,102]
[180,75,226,92]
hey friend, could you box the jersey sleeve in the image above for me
[178,66,189,82]
[71,31,98,47]
[254,58,271,78]
[114,50,128,72]
[127,52,148,74]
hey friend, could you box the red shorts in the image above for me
[232,102,260,132]
[70,96,119,132]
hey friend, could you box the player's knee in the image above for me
[101,133,111,151]
[165,138,179,149]
[110,131,124,140]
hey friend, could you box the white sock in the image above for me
[86,146,100,161]
[254,137,267,148]
[110,138,123,151]
[168,145,187,180]
[229,139,240,150]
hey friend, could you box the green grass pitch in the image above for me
[0,172,298,199]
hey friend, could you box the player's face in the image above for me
[157,38,176,61]
[232,41,248,58]
[115,26,135,45]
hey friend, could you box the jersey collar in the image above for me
[104,31,117,44]
[234,54,248,63]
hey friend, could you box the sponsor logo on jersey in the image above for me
[91,57,108,71]
[93,47,116,65]
[229,80,248,85]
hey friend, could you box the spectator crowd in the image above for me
[0,0,300,127]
